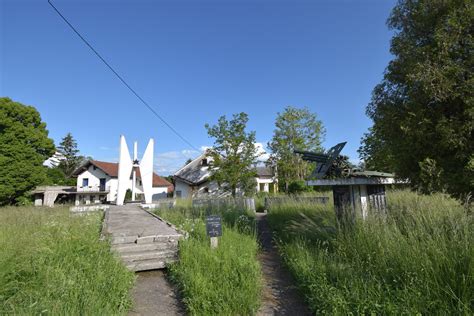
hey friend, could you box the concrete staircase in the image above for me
[111,234,182,271]
[104,205,184,272]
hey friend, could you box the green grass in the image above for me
[268,190,474,315]
[0,206,135,315]
[156,206,262,315]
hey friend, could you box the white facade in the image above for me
[255,177,276,193]
[174,178,224,199]
[76,164,115,205]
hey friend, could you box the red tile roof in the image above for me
[87,160,173,191]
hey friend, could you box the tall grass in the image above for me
[268,190,474,314]
[156,206,262,315]
[0,206,135,315]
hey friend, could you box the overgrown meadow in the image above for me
[268,190,473,314]
[155,202,262,315]
[0,207,135,315]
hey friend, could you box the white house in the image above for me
[255,166,278,193]
[173,152,278,198]
[72,160,173,205]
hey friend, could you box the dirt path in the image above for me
[128,270,185,316]
[256,213,312,316]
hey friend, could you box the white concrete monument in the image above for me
[116,135,154,205]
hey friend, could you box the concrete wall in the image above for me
[174,179,192,198]
[174,179,228,199]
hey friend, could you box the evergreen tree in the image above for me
[57,132,81,177]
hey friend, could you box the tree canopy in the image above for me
[359,0,473,197]
[205,113,259,197]
[268,106,325,191]
[0,97,55,205]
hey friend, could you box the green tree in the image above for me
[0,97,55,205]
[57,132,82,177]
[205,113,259,197]
[268,106,325,192]
[43,167,76,186]
[358,0,473,197]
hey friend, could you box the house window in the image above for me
[93,166,97,170]
[82,178,89,187]
[203,187,209,194]
[201,158,208,166]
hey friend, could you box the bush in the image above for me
[287,180,312,194]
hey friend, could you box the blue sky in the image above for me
[1,0,396,175]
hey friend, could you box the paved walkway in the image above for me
[256,213,312,316]
[129,270,185,316]
[104,204,179,239]
[104,204,185,315]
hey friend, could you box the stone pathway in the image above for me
[103,204,185,315]
[256,213,312,316]
[105,204,183,271]
[128,270,185,316]
[105,204,180,239]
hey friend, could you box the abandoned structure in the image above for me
[173,151,278,198]
[297,142,401,220]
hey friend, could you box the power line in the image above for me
[47,0,199,152]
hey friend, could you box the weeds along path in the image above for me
[128,270,185,316]
[255,213,312,316]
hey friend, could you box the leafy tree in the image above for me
[57,132,82,177]
[268,106,325,191]
[205,113,259,197]
[0,97,55,205]
[358,0,473,198]
[43,167,76,186]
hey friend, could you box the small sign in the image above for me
[206,215,222,237]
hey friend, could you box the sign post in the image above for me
[206,215,222,249]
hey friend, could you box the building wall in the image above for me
[174,179,231,199]
[255,176,278,193]
[174,179,192,198]
[76,166,112,191]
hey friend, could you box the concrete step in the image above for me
[121,249,177,262]
[110,235,139,245]
[110,234,182,245]
[112,241,178,253]
[126,260,171,272]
